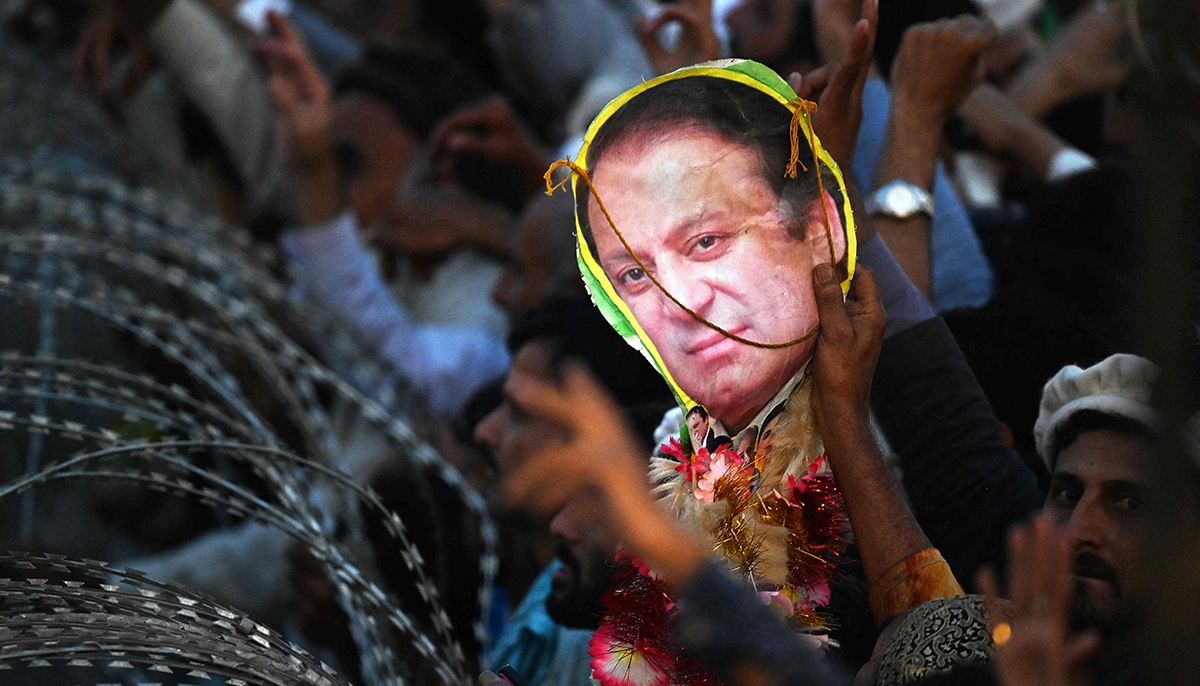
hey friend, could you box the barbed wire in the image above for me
[0,162,498,684]
[0,551,349,686]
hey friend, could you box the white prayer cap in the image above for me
[1034,354,1162,469]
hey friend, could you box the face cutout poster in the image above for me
[551,60,856,686]
[567,59,854,463]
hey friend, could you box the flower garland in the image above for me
[589,398,848,686]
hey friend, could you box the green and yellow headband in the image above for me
[544,59,857,411]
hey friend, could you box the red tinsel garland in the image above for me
[587,455,848,686]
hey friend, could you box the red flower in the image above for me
[786,453,829,499]
[660,437,685,461]
[664,438,714,484]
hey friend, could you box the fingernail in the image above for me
[815,263,835,284]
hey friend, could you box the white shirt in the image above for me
[281,211,509,417]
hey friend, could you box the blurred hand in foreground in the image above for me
[977,513,1100,686]
[501,354,706,582]
[501,359,647,519]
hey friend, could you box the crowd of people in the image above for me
[0,0,1198,684]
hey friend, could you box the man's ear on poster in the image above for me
[782,185,849,275]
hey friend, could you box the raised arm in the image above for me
[75,0,296,220]
[810,265,964,621]
[1006,1,1129,120]
[261,12,507,416]
[871,16,994,297]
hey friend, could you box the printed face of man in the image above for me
[687,410,708,448]
[589,127,845,430]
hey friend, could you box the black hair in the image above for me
[505,297,677,445]
[576,76,845,271]
[685,405,708,419]
[333,44,490,142]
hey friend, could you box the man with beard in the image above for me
[996,353,1200,685]
[473,299,676,686]
[543,496,620,630]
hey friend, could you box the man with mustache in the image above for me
[1022,353,1200,680]
[580,75,850,432]
[473,299,676,686]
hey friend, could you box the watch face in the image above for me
[885,183,919,216]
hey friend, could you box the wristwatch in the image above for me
[865,180,936,219]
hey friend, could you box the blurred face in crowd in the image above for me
[492,194,580,319]
[333,92,418,229]
[545,490,618,628]
[589,127,845,431]
[1047,427,1200,635]
[724,0,806,67]
[474,341,561,475]
[473,341,618,628]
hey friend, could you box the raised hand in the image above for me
[257,10,334,172]
[1009,1,1129,118]
[429,97,549,197]
[501,355,707,582]
[810,264,886,428]
[635,0,721,76]
[73,1,159,98]
[891,15,996,125]
[371,152,513,257]
[501,358,647,518]
[813,0,870,64]
[977,514,1100,686]
[786,0,878,174]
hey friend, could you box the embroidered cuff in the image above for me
[869,548,963,624]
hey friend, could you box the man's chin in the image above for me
[546,590,602,630]
[1070,576,1124,632]
[686,370,794,425]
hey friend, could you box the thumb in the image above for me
[813,262,850,342]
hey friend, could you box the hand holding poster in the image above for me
[546,60,858,686]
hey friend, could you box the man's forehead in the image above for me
[512,339,556,375]
[1055,429,1161,484]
